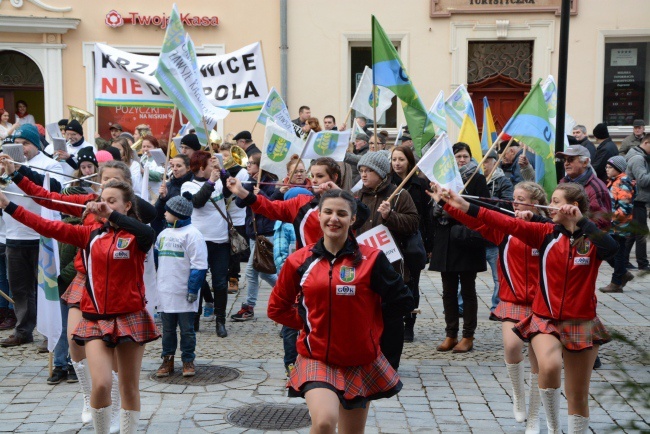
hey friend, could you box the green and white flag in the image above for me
[302,130,351,162]
[260,120,305,179]
[256,87,295,133]
[350,66,395,120]
[37,174,61,352]
[416,133,463,192]
[445,84,474,128]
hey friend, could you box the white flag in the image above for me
[445,85,474,128]
[416,133,463,192]
[350,66,395,120]
[302,130,351,162]
[428,90,448,135]
[260,121,306,179]
[256,87,295,133]
[37,174,62,352]
[141,165,150,202]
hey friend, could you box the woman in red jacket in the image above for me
[0,180,158,434]
[430,181,547,432]
[268,189,413,434]
[437,183,618,434]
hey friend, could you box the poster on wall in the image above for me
[603,42,647,126]
[96,106,183,146]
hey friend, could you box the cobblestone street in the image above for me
[1,261,648,433]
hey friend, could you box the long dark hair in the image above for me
[310,157,342,187]
[390,145,416,175]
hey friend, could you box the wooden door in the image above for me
[468,75,529,133]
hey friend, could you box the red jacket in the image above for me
[467,204,618,320]
[5,202,155,319]
[268,238,413,366]
[444,204,539,305]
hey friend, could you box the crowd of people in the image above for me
[0,105,647,434]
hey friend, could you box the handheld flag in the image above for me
[428,90,448,136]
[302,130,351,162]
[37,174,61,352]
[501,79,556,197]
[351,66,395,120]
[256,87,295,133]
[260,120,306,179]
[481,97,498,154]
[445,85,474,128]
[371,15,435,156]
[458,104,482,159]
[141,165,150,202]
[416,133,464,192]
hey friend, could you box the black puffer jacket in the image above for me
[390,172,433,253]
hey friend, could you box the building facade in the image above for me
[0,0,648,145]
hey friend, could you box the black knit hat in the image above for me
[65,119,84,136]
[77,147,98,168]
[58,119,68,128]
[165,191,194,220]
[106,146,122,161]
[593,123,609,140]
[180,133,201,151]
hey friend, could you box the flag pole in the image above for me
[485,137,515,184]
[48,352,53,378]
[0,288,14,304]
[460,131,508,193]
[162,107,177,185]
[343,107,353,127]
[372,86,378,151]
[2,190,87,208]
[201,116,212,151]
[386,164,419,203]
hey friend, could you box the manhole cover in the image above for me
[149,365,240,385]
[225,403,311,430]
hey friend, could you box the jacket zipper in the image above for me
[104,230,117,315]
[326,261,334,364]
[559,236,573,320]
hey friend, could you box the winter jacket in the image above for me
[267,237,414,366]
[607,173,635,236]
[5,203,155,319]
[155,172,194,221]
[577,137,597,161]
[486,168,514,210]
[444,204,539,305]
[620,133,643,156]
[592,138,619,183]
[344,145,370,185]
[390,172,433,253]
[241,192,370,249]
[273,221,296,271]
[625,145,650,204]
[467,204,618,320]
[58,216,82,296]
[235,173,276,238]
[560,168,611,230]
[501,148,535,185]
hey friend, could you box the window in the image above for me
[603,41,649,126]
[350,46,397,128]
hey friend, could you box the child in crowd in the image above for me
[600,156,636,293]
[155,192,208,377]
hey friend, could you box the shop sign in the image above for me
[105,10,219,29]
[430,0,578,17]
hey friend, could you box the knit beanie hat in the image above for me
[593,123,609,140]
[358,151,390,179]
[96,150,114,163]
[181,133,202,151]
[77,147,98,168]
[65,119,84,136]
[106,146,122,161]
[165,191,194,220]
[14,124,41,150]
[284,187,313,201]
[607,155,627,174]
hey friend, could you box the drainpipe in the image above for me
[280,0,288,103]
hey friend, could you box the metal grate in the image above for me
[149,365,240,385]
[225,403,311,430]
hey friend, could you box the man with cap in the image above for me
[50,119,96,177]
[0,124,64,347]
[179,133,202,158]
[620,119,646,156]
[592,123,619,183]
[344,133,370,184]
[623,132,650,271]
[557,145,612,230]
[232,131,260,157]
[94,123,123,150]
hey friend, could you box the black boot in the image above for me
[404,314,416,343]
[216,315,228,338]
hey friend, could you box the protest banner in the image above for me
[355,225,403,263]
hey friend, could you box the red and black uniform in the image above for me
[268,237,413,408]
[4,201,159,347]
[466,203,618,350]
[444,204,539,323]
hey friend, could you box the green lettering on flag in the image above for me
[372,15,435,156]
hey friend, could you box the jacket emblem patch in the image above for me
[336,285,356,296]
[116,238,132,249]
[340,266,355,283]
[576,239,591,255]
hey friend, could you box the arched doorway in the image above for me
[0,50,45,125]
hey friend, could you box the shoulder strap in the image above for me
[208,196,234,229]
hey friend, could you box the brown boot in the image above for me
[156,355,174,377]
[0,309,17,331]
[436,337,458,352]
[452,337,474,353]
[228,278,239,294]
[621,272,635,288]
[599,282,623,293]
[182,361,195,377]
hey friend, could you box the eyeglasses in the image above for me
[564,156,579,163]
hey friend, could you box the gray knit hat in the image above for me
[607,155,627,174]
[358,151,391,179]
[165,191,194,220]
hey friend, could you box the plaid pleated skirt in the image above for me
[287,353,402,410]
[513,313,611,352]
[490,300,533,323]
[72,309,160,348]
[61,271,86,308]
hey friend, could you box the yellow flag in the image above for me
[458,109,482,160]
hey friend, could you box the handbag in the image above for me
[391,189,427,271]
[209,197,249,256]
[252,213,277,274]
